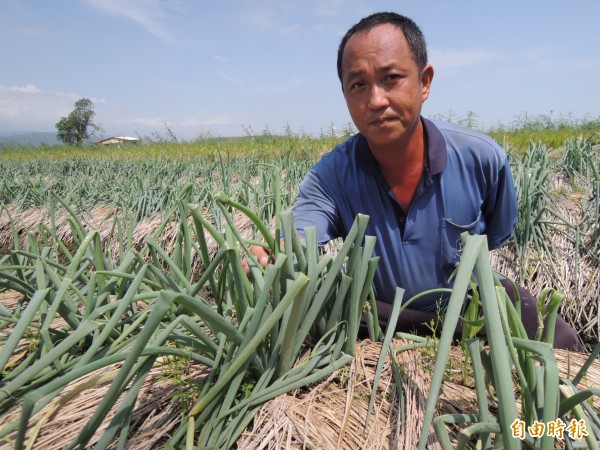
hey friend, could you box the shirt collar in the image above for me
[355,117,448,176]
[422,117,447,175]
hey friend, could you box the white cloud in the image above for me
[217,72,244,86]
[244,10,274,30]
[130,117,170,128]
[313,0,343,17]
[122,116,231,135]
[51,90,84,102]
[1,26,46,37]
[429,48,498,75]
[80,0,182,45]
[0,84,90,129]
[524,45,561,60]
[181,116,230,127]
[279,23,301,36]
[213,55,228,63]
[9,84,41,94]
[242,8,301,36]
[254,78,305,96]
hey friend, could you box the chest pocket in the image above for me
[438,166,487,273]
[440,211,483,271]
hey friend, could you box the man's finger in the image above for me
[242,245,271,275]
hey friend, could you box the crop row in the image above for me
[1,136,599,340]
[0,186,598,448]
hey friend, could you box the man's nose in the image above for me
[368,84,389,109]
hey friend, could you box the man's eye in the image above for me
[350,81,365,90]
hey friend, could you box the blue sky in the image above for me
[1,0,599,139]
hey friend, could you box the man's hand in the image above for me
[242,244,271,275]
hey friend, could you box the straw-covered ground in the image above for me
[237,342,598,450]
[490,186,599,346]
[0,288,596,450]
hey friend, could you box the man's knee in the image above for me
[499,279,585,352]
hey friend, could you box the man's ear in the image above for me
[421,64,434,101]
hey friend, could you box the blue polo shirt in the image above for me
[292,118,518,310]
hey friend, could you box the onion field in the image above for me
[0,128,599,449]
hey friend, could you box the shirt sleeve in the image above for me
[482,155,518,250]
[292,169,341,246]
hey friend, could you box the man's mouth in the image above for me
[370,117,396,126]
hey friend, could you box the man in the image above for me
[251,12,584,351]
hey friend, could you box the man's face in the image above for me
[341,23,433,153]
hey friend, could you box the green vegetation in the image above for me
[55,98,104,145]
[419,235,600,450]
[0,185,382,449]
[432,110,600,154]
[490,123,600,157]
[0,117,599,448]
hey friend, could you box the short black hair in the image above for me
[337,12,428,85]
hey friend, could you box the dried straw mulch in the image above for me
[0,289,197,450]
[0,335,441,450]
[238,339,440,450]
[0,204,255,272]
[0,360,207,450]
[490,191,600,344]
[0,287,598,450]
[238,342,599,450]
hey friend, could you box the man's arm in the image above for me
[243,168,340,273]
[483,155,518,250]
[292,170,341,246]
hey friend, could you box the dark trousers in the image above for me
[365,279,586,352]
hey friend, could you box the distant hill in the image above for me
[0,132,60,146]
[0,132,119,147]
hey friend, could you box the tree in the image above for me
[55,98,103,145]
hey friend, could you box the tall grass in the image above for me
[431,110,600,154]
